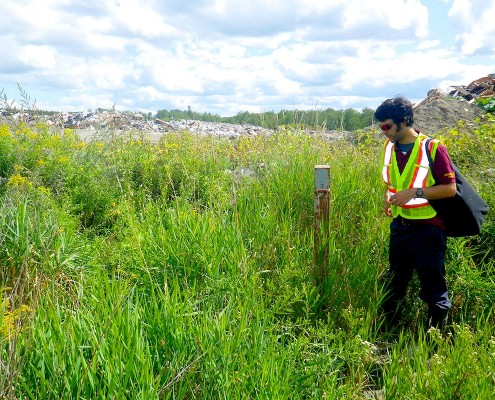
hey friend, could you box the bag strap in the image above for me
[425,138,434,168]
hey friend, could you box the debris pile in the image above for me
[0,109,273,140]
[1,108,350,141]
[408,75,495,134]
[413,74,495,110]
[449,74,495,102]
[46,110,185,132]
[163,119,271,137]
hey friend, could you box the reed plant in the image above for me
[0,116,494,399]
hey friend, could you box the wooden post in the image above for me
[314,165,331,284]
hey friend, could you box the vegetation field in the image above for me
[1,114,495,399]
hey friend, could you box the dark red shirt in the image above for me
[394,140,456,227]
[395,142,455,184]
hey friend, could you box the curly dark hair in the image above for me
[374,96,414,126]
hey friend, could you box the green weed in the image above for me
[0,115,494,399]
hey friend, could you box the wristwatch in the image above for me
[415,188,424,198]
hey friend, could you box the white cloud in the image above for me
[341,0,429,37]
[112,0,179,38]
[417,40,442,50]
[19,46,58,70]
[318,38,489,103]
[0,0,493,116]
[448,0,495,55]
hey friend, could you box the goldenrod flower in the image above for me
[0,125,10,137]
[38,186,51,195]
[1,297,32,338]
[7,173,32,187]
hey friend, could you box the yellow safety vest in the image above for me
[381,135,439,219]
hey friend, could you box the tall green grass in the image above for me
[1,118,494,399]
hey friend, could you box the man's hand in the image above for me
[388,188,415,208]
[384,194,392,217]
[388,184,456,210]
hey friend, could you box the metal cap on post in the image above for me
[314,165,331,284]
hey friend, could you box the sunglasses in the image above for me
[379,123,394,131]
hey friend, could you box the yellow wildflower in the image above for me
[0,125,10,137]
[7,173,32,187]
[27,131,39,140]
[38,186,51,195]
[1,296,32,339]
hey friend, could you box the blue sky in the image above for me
[1,0,494,116]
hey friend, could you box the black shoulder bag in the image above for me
[425,138,489,237]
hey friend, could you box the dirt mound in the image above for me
[412,75,494,133]
[413,96,485,135]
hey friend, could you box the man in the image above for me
[375,96,457,332]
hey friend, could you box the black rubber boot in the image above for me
[379,298,403,333]
[427,308,449,332]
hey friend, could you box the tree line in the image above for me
[155,106,376,131]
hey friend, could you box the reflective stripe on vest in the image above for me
[381,135,438,219]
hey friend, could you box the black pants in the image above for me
[382,218,451,326]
